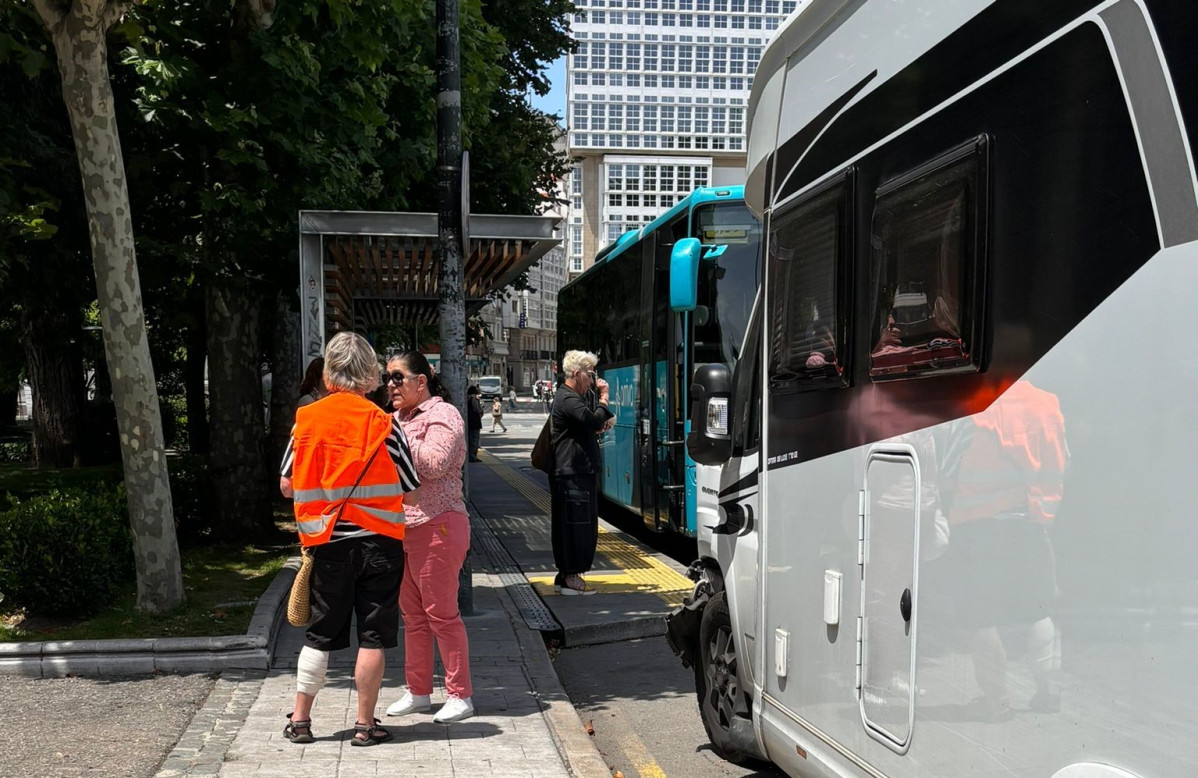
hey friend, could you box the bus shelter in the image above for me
[298,210,560,366]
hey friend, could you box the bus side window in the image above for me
[767,171,853,393]
[868,136,988,380]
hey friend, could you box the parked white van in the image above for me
[476,375,504,401]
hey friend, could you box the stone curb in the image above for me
[502,586,613,778]
[563,613,668,648]
[155,669,267,778]
[0,558,299,678]
[468,501,611,778]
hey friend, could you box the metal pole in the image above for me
[436,0,472,616]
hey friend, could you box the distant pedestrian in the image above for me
[508,386,518,412]
[491,396,507,432]
[278,332,419,747]
[549,351,614,595]
[466,385,483,462]
[385,351,475,724]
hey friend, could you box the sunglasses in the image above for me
[386,372,409,385]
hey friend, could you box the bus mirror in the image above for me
[687,363,733,466]
[669,238,703,312]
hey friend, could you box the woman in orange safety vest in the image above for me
[277,332,419,748]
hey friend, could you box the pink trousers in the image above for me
[401,511,472,698]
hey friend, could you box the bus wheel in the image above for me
[695,591,760,764]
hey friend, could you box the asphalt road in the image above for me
[0,673,214,778]
[554,637,784,778]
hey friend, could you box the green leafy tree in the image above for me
[118,0,566,536]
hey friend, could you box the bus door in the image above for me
[653,240,687,532]
[636,232,665,531]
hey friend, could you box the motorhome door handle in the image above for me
[899,588,912,622]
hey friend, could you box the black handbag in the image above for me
[530,416,555,472]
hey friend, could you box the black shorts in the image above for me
[306,534,404,652]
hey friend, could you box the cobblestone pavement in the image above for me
[0,673,215,778]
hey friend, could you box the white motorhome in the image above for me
[666,1,1198,776]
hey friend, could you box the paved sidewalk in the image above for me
[158,510,608,778]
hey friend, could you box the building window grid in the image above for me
[568,3,779,151]
[600,161,711,246]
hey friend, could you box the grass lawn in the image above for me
[0,462,122,498]
[0,543,292,642]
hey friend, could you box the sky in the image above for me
[530,56,568,121]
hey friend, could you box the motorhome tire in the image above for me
[695,591,761,764]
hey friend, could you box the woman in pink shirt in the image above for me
[383,351,474,724]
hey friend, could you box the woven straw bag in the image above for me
[286,549,314,627]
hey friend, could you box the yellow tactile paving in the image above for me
[479,450,693,607]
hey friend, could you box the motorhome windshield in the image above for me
[692,202,762,369]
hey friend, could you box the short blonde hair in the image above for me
[562,350,599,378]
[323,332,380,394]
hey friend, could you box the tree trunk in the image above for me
[268,291,300,472]
[184,299,209,455]
[206,280,273,538]
[19,304,85,468]
[36,0,183,612]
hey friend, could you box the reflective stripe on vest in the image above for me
[353,504,406,525]
[293,482,409,503]
[290,392,407,546]
[297,514,334,536]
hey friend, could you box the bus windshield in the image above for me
[692,202,762,369]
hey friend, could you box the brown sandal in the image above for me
[351,717,392,746]
[283,712,314,743]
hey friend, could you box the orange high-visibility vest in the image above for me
[951,380,1066,526]
[290,392,407,546]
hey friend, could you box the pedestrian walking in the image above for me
[466,385,483,462]
[278,332,419,747]
[508,386,518,412]
[384,351,476,724]
[491,396,507,432]
[549,350,614,595]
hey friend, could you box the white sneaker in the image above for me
[385,691,431,717]
[433,696,475,723]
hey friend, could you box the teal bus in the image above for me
[557,186,762,536]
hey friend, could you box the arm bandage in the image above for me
[296,646,329,695]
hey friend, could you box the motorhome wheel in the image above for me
[695,591,761,764]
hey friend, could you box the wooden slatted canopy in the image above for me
[298,211,560,364]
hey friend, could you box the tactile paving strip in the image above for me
[479,451,694,607]
[470,508,561,633]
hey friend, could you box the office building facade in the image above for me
[565,0,797,276]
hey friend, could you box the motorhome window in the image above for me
[767,177,850,392]
[869,142,986,380]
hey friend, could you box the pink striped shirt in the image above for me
[394,395,466,528]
